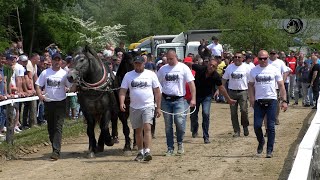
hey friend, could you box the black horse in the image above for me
[111,52,134,152]
[67,45,117,158]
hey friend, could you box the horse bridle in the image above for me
[75,54,120,92]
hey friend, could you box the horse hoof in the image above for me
[105,139,114,146]
[87,152,95,158]
[97,146,104,153]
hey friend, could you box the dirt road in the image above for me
[0,102,314,180]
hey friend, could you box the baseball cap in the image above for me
[156,60,163,66]
[133,56,144,63]
[52,53,62,60]
[6,54,15,61]
[18,55,28,62]
[183,57,193,63]
[246,54,253,59]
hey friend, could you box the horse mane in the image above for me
[116,52,134,82]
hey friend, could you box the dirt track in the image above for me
[0,102,314,180]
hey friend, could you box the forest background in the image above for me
[1,0,320,55]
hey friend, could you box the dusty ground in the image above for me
[0,101,315,180]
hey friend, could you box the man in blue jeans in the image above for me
[157,50,196,156]
[191,58,236,143]
[248,50,288,158]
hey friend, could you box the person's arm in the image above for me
[277,80,288,112]
[119,88,128,112]
[310,69,319,87]
[35,84,45,101]
[217,85,236,105]
[248,82,255,107]
[187,81,196,107]
[153,87,161,118]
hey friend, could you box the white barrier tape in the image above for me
[0,93,77,107]
[160,105,196,116]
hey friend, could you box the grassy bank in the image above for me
[0,119,86,158]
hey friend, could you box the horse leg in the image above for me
[100,110,114,147]
[86,114,97,158]
[111,110,119,143]
[119,111,131,151]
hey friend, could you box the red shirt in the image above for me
[253,57,259,66]
[185,70,196,101]
[286,57,297,74]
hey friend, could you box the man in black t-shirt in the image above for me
[191,59,236,143]
[310,55,320,109]
[198,39,211,60]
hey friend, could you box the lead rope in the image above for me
[160,105,196,116]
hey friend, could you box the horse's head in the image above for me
[67,48,88,83]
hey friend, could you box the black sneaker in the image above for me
[134,152,144,161]
[144,152,152,161]
[50,152,60,161]
[192,132,198,138]
[304,104,310,107]
[243,126,249,136]
[266,152,273,158]
[204,138,211,144]
[312,106,317,110]
[257,141,265,155]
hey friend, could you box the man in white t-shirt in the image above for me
[35,53,72,161]
[248,50,288,158]
[157,50,196,156]
[267,50,289,126]
[207,36,223,57]
[222,52,251,137]
[119,55,161,162]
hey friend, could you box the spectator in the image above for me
[286,51,297,99]
[207,36,223,57]
[309,55,320,109]
[293,55,304,105]
[114,41,126,54]
[300,60,312,107]
[198,39,211,60]
[35,53,73,160]
[45,43,61,57]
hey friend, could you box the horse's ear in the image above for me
[85,45,100,60]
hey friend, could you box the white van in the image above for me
[156,41,200,60]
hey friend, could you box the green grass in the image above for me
[0,119,86,158]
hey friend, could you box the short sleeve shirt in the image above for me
[121,70,160,109]
[249,65,283,100]
[157,62,194,96]
[35,68,72,101]
[222,63,251,90]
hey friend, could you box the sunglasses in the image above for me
[258,57,268,61]
[233,56,242,59]
[270,53,276,55]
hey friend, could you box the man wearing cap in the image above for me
[207,36,223,57]
[119,55,161,162]
[18,54,37,129]
[191,58,236,143]
[248,50,288,158]
[222,52,251,137]
[267,50,289,125]
[35,53,73,160]
[245,54,255,70]
[157,50,196,156]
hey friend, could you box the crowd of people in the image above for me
[0,36,319,162]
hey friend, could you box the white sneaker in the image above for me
[0,134,5,137]
[14,127,22,132]
[2,127,6,132]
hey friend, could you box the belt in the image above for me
[229,89,247,92]
[162,93,184,101]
